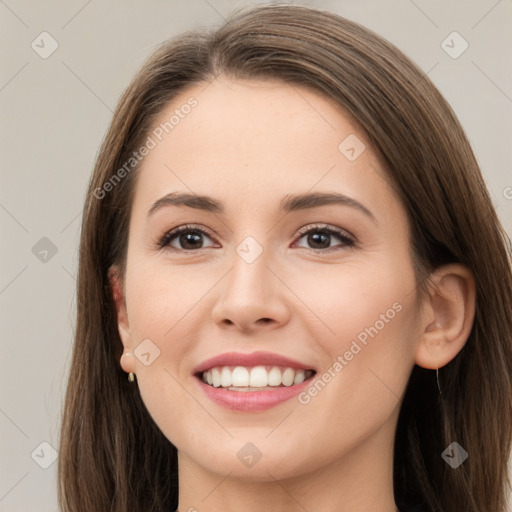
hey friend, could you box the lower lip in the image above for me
[196,376,314,411]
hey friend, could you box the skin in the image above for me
[110,77,476,512]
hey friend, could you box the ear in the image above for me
[108,265,136,374]
[415,263,476,370]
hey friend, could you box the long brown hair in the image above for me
[58,5,512,511]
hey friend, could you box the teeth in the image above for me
[293,369,306,385]
[249,366,268,387]
[201,365,313,389]
[282,368,295,387]
[232,366,249,386]
[212,368,221,388]
[221,367,232,387]
[268,366,282,386]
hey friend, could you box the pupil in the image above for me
[181,232,202,249]
[309,232,329,248]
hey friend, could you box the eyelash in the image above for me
[157,223,356,254]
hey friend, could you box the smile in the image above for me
[200,365,315,390]
[193,351,317,411]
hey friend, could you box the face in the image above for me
[113,77,424,481]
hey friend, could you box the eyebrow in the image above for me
[147,191,377,224]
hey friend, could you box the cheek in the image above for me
[293,256,419,411]
[284,272,418,471]
[124,262,213,445]
[124,261,209,341]
[286,257,416,347]
[299,258,419,405]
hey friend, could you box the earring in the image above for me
[128,372,135,383]
[436,368,442,397]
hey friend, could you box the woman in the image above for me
[58,4,512,512]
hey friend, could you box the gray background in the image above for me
[1,1,511,510]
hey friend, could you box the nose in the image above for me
[210,241,291,334]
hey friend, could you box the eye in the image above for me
[293,224,355,252]
[158,224,217,252]
[158,223,355,254]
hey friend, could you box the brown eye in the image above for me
[158,223,355,254]
[159,225,216,252]
[294,225,355,252]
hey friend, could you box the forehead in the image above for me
[157,77,362,162]
[131,77,399,221]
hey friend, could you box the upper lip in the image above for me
[193,351,316,375]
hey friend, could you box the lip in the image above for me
[195,376,315,411]
[193,350,316,374]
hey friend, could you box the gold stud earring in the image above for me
[128,372,135,383]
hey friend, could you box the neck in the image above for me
[176,410,400,512]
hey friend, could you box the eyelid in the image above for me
[294,223,354,240]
